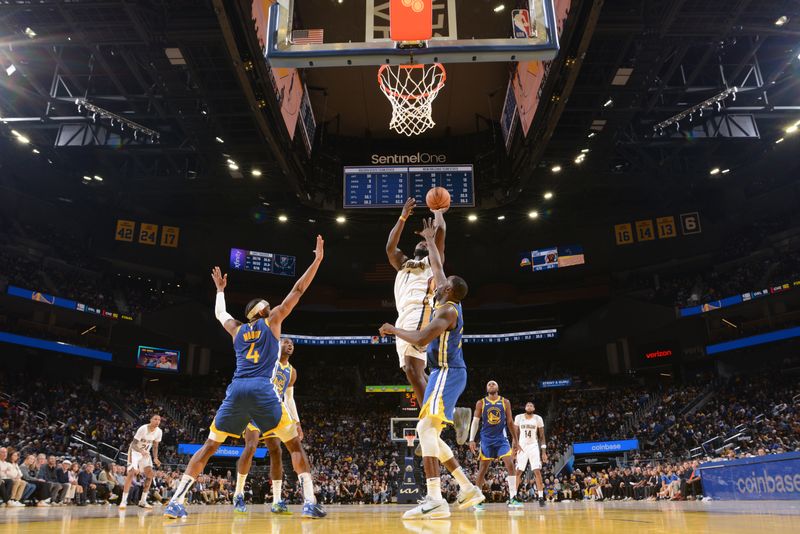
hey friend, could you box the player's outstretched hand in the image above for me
[431,206,449,215]
[379,323,395,337]
[154,458,161,467]
[468,441,477,455]
[401,197,416,220]
[314,235,324,262]
[211,266,227,292]
[415,217,437,241]
[542,451,548,464]
[296,424,304,442]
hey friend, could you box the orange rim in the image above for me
[377,63,447,101]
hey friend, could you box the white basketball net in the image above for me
[378,63,446,137]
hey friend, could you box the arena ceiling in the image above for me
[1,0,799,222]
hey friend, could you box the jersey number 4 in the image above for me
[246,344,260,364]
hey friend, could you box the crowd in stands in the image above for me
[2,358,798,508]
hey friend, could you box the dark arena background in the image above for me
[1,0,799,532]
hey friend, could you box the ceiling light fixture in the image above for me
[497,215,505,220]
[32,148,40,154]
[278,215,288,222]
[775,16,789,26]
[775,137,784,144]
[587,132,596,138]
[721,169,730,174]
[24,27,36,38]
[603,98,613,107]
[336,215,346,224]
[528,211,539,219]
[467,214,478,222]
[5,65,16,76]
[786,124,799,134]
[543,191,554,200]
[74,99,160,142]
[82,176,92,181]
[581,148,589,153]
[653,87,738,132]
[215,136,224,143]
[93,175,103,181]
[251,169,262,177]
[709,168,720,175]
[493,5,505,13]
[228,163,239,171]
[551,165,562,173]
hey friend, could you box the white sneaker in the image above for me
[138,501,153,509]
[453,407,472,445]
[402,496,450,520]
[37,501,50,507]
[11,501,26,507]
[119,502,127,510]
[456,485,485,510]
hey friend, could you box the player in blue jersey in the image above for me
[234,337,299,515]
[164,236,326,520]
[468,381,521,509]
[380,218,485,520]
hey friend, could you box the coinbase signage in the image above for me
[698,452,800,501]
[573,439,639,455]
[178,443,267,459]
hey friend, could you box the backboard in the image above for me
[265,0,560,68]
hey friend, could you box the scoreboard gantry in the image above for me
[344,165,475,208]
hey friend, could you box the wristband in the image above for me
[540,444,547,449]
[399,215,407,222]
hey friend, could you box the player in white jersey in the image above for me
[514,401,547,507]
[120,414,162,510]
[386,199,470,444]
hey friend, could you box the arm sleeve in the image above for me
[469,417,480,442]
[214,291,234,325]
[284,387,300,424]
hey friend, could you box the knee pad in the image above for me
[416,418,440,458]
[437,437,454,463]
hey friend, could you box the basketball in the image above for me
[426,187,451,211]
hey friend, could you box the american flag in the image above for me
[291,29,324,45]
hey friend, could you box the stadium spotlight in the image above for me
[228,163,239,171]
[581,149,589,153]
[497,215,506,221]
[775,137,784,144]
[251,169,262,177]
[467,214,478,222]
[93,175,103,181]
[82,176,92,181]
[709,168,720,175]
[551,165,562,173]
[278,215,288,223]
[721,169,730,174]
[32,149,40,154]
[528,211,539,219]
[336,215,346,224]
[543,191,554,200]
[603,98,613,107]
[774,16,788,26]
[587,132,596,138]
[215,136,224,143]
[493,5,505,13]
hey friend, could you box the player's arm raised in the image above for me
[431,207,447,264]
[538,424,548,463]
[270,235,324,329]
[285,367,302,441]
[416,217,446,288]
[468,399,483,454]
[212,266,242,338]
[386,198,415,270]
[380,305,455,347]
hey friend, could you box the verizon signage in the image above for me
[645,349,673,360]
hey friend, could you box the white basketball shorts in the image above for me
[127,450,153,472]
[395,306,428,368]
[516,443,542,471]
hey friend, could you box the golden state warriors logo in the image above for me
[487,407,502,425]
[273,373,287,394]
[401,0,425,13]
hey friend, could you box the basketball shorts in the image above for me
[209,377,285,443]
[419,367,467,426]
[127,450,153,472]
[395,306,429,368]
[479,438,512,461]
[244,403,298,443]
[516,443,542,471]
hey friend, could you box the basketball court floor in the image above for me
[1,502,798,534]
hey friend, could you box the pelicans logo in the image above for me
[487,407,502,425]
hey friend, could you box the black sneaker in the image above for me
[539,497,546,507]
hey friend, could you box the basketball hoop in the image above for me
[378,63,446,136]
[404,432,416,448]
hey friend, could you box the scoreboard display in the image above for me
[229,248,296,277]
[344,165,475,208]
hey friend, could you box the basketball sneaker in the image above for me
[163,502,187,519]
[473,502,485,512]
[301,501,327,519]
[539,496,546,507]
[233,494,246,513]
[507,497,523,508]
[456,485,485,510]
[453,407,472,445]
[271,500,292,514]
[138,500,153,509]
[402,495,450,520]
